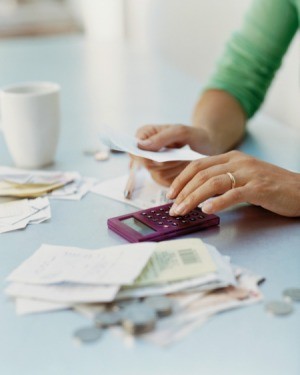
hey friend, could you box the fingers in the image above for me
[202,187,245,214]
[169,172,235,216]
[137,124,190,151]
[167,153,230,199]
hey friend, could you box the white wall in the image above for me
[70,0,300,129]
[126,0,300,129]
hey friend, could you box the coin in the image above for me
[122,304,156,335]
[265,300,293,316]
[94,311,123,328]
[94,150,110,161]
[143,296,173,317]
[83,148,100,156]
[283,287,300,302]
[73,326,102,344]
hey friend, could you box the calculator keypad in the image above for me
[138,204,207,229]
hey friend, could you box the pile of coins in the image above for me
[265,287,300,317]
[73,296,173,345]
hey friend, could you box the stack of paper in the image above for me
[0,167,96,200]
[5,239,264,347]
[5,242,155,311]
[6,239,234,313]
[0,197,51,233]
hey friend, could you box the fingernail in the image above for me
[170,202,186,216]
[166,188,174,199]
[138,139,152,146]
[175,202,187,215]
[202,201,213,213]
[169,204,178,216]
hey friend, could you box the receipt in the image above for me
[100,129,205,162]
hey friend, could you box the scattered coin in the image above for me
[283,287,300,302]
[143,296,173,317]
[265,300,293,316]
[94,311,123,328]
[94,150,110,161]
[122,304,156,335]
[73,326,103,344]
[83,148,100,156]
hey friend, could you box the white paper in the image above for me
[0,166,79,185]
[6,282,119,304]
[100,129,206,162]
[90,169,170,209]
[49,177,97,201]
[7,243,155,285]
[116,245,235,299]
[0,197,51,234]
[15,297,70,315]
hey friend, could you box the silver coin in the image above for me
[265,300,293,316]
[83,148,100,156]
[283,287,300,302]
[143,296,173,317]
[94,311,123,328]
[122,304,156,335]
[94,150,110,161]
[73,326,102,344]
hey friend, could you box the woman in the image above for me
[132,0,300,218]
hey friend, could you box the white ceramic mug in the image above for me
[0,82,60,169]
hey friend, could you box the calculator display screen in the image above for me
[122,217,155,235]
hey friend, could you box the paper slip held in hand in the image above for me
[0,197,50,234]
[99,128,206,162]
[7,243,155,285]
[90,169,169,209]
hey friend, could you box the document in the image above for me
[6,282,119,304]
[116,244,235,299]
[100,129,206,162]
[7,243,155,285]
[0,197,51,233]
[134,239,217,285]
[15,297,70,315]
[0,166,94,200]
[90,169,169,209]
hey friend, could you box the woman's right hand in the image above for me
[131,124,214,187]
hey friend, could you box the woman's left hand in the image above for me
[167,150,300,217]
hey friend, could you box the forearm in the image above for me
[192,89,246,154]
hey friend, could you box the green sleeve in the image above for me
[205,0,299,118]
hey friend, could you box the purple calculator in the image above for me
[107,203,220,243]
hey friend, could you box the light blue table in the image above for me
[0,35,299,375]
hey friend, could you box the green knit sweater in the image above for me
[206,0,299,118]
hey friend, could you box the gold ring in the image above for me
[226,172,236,189]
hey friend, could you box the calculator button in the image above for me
[147,215,152,219]
[172,222,178,226]
[181,220,187,224]
[161,216,166,219]
[163,225,169,228]
[150,210,155,213]
[141,212,147,215]
[164,211,169,214]
[192,212,198,216]
[175,217,181,220]
[158,222,163,225]
[159,208,164,211]
[152,218,158,222]
[156,213,161,216]
[198,215,205,219]
[167,219,173,223]
[189,218,196,221]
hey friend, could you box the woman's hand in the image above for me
[130,124,213,187]
[167,150,300,217]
